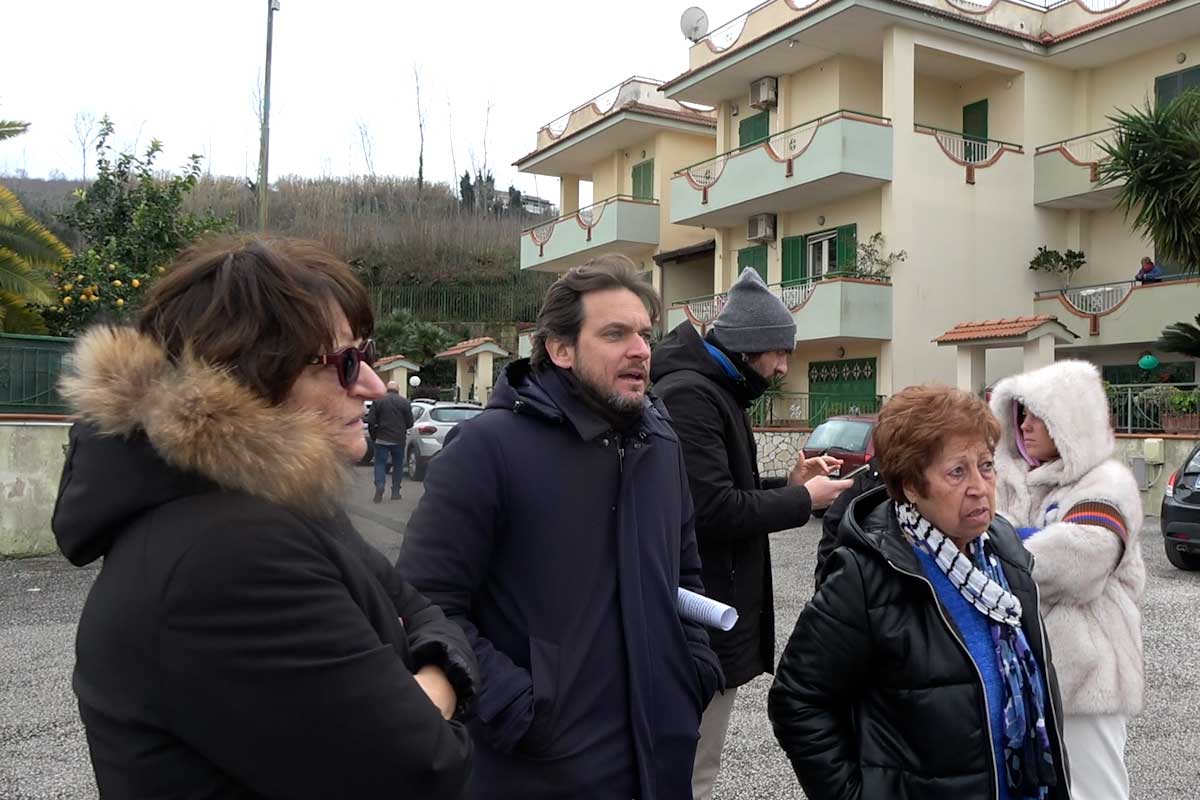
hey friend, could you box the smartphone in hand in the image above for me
[840,463,871,481]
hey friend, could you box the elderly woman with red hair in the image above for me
[769,385,1071,800]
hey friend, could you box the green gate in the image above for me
[0,334,73,414]
[808,357,878,425]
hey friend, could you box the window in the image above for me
[737,244,768,282]
[782,224,857,282]
[430,407,483,423]
[739,111,770,149]
[631,159,654,201]
[1155,65,1200,107]
[806,418,872,451]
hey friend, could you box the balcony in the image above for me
[1033,277,1200,347]
[1034,128,1123,208]
[669,110,892,228]
[520,195,660,272]
[669,273,892,341]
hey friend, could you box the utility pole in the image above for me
[257,0,280,232]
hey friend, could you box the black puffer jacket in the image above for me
[651,322,813,687]
[52,327,477,800]
[769,487,1071,800]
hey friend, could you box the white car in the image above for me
[405,402,484,480]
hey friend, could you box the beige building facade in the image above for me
[656,0,1200,418]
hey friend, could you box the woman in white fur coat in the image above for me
[990,360,1145,800]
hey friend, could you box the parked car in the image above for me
[405,402,484,480]
[1161,442,1200,571]
[802,414,878,477]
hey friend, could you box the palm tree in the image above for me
[0,119,71,333]
[1099,91,1200,273]
[1158,314,1200,359]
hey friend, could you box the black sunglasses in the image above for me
[308,339,376,388]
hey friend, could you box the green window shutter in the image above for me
[782,236,806,283]
[631,159,654,200]
[738,112,770,149]
[738,244,768,282]
[835,224,857,273]
[962,100,988,141]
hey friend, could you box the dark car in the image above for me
[1161,443,1200,571]
[802,415,878,477]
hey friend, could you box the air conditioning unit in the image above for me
[747,213,777,242]
[749,77,778,110]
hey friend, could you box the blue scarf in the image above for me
[896,504,1057,798]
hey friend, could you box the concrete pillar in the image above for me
[880,27,915,259]
[956,346,986,394]
[777,74,792,131]
[878,340,895,397]
[713,228,728,294]
[1023,334,1056,372]
[1073,69,1093,134]
[475,352,494,402]
[716,102,729,154]
[455,358,470,401]
[560,176,580,215]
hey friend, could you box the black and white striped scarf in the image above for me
[894,502,1023,627]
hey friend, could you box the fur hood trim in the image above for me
[60,326,350,517]
[989,360,1113,486]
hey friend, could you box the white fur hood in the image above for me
[989,359,1114,486]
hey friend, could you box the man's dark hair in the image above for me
[139,235,373,405]
[530,254,661,371]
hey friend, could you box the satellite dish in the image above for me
[680,6,709,42]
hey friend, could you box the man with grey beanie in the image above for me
[651,267,851,800]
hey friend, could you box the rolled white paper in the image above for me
[677,588,739,631]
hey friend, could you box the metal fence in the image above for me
[1108,383,1200,434]
[369,275,557,324]
[0,334,74,415]
[750,391,885,428]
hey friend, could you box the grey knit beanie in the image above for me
[710,268,797,353]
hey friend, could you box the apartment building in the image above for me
[514,77,720,331]
[657,0,1200,415]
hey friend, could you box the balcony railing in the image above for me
[539,76,664,138]
[1035,280,1134,316]
[750,391,885,428]
[1035,127,1118,165]
[522,194,655,248]
[915,124,1023,167]
[674,110,891,191]
[1108,384,1200,434]
[673,272,891,325]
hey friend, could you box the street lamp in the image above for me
[257,0,280,232]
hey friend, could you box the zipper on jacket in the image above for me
[1029,553,1070,793]
[885,558,1001,800]
[617,442,624,473]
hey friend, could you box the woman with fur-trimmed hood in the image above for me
[52,237,476,799]
[990,360,1145,800]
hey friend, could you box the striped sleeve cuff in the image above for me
[1061,501,1128,545]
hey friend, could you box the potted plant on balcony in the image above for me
[1164,388,1200,433]
[855,232,906,280]
[1028,246,1087,287]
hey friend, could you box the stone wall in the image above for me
[1,421,69,558]
[755,428,811,480]
[1114,435,1200,515]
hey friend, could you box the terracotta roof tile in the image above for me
[436,336,498,359]
[934,315,1058,343]
[375,354,411,368]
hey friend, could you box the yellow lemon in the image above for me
[63,283,73,292]
[112,280,122,287]
[131,279,141,288]
[62,297,73,306]
[116,299,125,308]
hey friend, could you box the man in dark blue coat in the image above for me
[400,254,723,800]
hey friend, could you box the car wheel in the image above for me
[407,447,426,481]
[1164,539,1200,571]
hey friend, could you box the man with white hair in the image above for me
[367,380,414,502]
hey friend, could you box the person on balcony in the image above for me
[1134,256,1164,283]
[990,360,1145,800]
[651,266,851,800]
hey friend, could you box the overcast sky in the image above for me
[3,0,750,203]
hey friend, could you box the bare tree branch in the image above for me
[356,119,376,178]
[413,64,426,198]
[72,111,97,180]
[446,93,459,200]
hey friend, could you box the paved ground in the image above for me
[2,465,1198,798]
